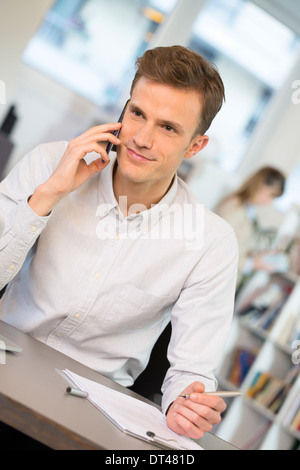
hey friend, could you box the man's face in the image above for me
[115,77,208,189]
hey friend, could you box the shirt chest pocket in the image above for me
[99,285,175,331]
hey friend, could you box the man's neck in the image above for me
[113,165,174,216]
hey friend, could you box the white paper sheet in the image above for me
[60,369,203,450]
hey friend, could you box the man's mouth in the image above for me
[127,147,154,163]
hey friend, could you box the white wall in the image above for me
[0,0,53,123]
[238,55,300,179]
[5,62,99,173]
[252,0,300,35]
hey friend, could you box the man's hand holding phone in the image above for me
[29,122,122,217]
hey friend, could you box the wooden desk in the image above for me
[0,321,238,450]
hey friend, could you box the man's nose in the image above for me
[133,123,154,149]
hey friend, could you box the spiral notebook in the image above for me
[58,369,203,451]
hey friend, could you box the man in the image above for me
[0,46,238,439]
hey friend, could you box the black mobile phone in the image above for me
[106,99,130,155]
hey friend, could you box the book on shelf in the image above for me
[246,364,300,414]
[283,388,300,433]
[252,295,287,332]
[237,275,294,310]
[237,280,293,333]
[238,283,282,314]
[289,238,300,276]
[239,296,287,332]
[228,347,258,387]
[246,371,271,399]
[291,409,300,432]
[290,320,300,343]
[281,316,300,349]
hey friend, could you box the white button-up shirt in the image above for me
[0,142,238,413]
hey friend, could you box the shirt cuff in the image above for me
[9,198,51,245]
[161,374,217,415]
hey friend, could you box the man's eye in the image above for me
[164,125,175,132]
[133,110,142,117]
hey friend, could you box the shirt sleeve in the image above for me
[161,230,238,414]
[0,142,67,290]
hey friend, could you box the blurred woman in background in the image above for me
[216,166,286,287]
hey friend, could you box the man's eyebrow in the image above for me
[129,102,185,133]
[129,102,142,111]
[159,119,185,133]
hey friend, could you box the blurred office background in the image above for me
[1,0,300,232]
[2,0,300,450]
[0,0,300,233]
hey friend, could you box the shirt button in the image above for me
[30,225,37,233]
[74,313,81,319]
[98,208,108,217]
[94,272,101,280]
[9,264,15,271]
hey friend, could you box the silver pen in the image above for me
[66,386,88,398]
[179,391,242,399]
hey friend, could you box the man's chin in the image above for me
[115,151,146,182]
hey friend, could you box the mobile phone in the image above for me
[106,99,130,155]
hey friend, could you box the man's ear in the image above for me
[184,135,209,159]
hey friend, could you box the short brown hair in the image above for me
[130,45,225,135]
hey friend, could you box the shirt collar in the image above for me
[140,174,178,229]
[98,154,178,227]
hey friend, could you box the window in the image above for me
[23,0,178,109]
[188,0,300,173]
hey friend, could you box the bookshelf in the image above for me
[215,271,300,450]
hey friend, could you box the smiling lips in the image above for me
[127,147,154,163]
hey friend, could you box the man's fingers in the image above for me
[173,403,213,432]
[191,382,205,394]
[65,141,109,162]
[189,393,227,413]
[167,383,226,439]
[70,133,121,154]
[178,398,222,425]
[87,157,110,175]
[172,413,205,440]
[77,122,122,141]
